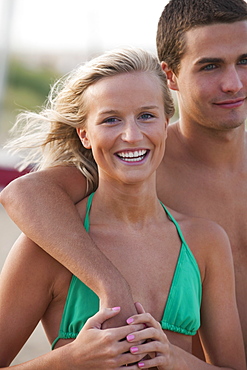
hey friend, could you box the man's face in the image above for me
[172,21,247,131]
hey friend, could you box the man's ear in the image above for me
[161,62,178,91]
[76,127,91,149]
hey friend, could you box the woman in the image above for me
[0,48,245,369]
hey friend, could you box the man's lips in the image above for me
[214,97,246,108]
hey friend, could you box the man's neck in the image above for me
[172,119,247,171]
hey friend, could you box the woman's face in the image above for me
[77,71,168,186]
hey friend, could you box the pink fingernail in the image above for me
[126,317,134,324]
[130,346,139,353]
[138,362,145,368]
[112,306,120,311]
[126,334,135,341]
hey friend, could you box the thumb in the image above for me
[134,302,146,314]
[84,307,121,330]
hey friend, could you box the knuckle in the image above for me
[102,330,114,344]
[149,327,157,337]
[156,356,165,366]
[105,345,118,359]
[107,358,118,368]
[156,321,162,330]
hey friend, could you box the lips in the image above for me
[214,97,246,108]
[116,149,148,162]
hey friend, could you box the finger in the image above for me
[130,339,165,355]
[84,307,121,330]
[117,352,147,368]
[126,312,159,329]
[110,323,148,342]
[134,302,146,314]
[127,327,167,348]
[136,355,165,369]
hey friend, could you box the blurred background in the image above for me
[0,0,178,365]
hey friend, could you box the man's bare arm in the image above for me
[0,166,136,325]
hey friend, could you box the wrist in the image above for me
[57,341,81,370]
[99,278,132,308]
[170,344,190,370]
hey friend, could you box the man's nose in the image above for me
[221,66,243,94]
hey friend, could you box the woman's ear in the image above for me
[76,128,91,149]
[161,62,178,91]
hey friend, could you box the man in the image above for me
[156,0,247,357]
[1,0,247,359]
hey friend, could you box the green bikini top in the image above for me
[52,193,202,349]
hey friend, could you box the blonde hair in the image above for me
[6,47,174,195]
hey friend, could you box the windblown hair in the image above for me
[6,47,174,195]
[157,0,247,75]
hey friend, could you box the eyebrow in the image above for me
[195,54,247,65]
[195,57,224,65]
[239,53,247,60]
[98,110,119,116]
[98,105,160,116]
[139,105,160,110]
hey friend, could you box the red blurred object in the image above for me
[0,167,29,188]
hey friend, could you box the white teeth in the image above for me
[117,150,147,162]
[118,150,146,158]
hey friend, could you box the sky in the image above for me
[1,0,169,55]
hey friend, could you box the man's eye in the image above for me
[238,58,247,65]
[202,64,217,71]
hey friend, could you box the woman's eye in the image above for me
[140,113,154,120]
[103,117,119,124]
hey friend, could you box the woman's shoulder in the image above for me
[6,233,72,297]
[165,205,226,235]
[165,206,232,279]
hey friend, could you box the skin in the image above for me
[0,71,245,369]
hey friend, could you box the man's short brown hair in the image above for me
[156,0,247,75]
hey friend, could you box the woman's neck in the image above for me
[91,179,162,226]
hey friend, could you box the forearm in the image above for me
[1,344,78,370]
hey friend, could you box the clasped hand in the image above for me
[68,303,176,370]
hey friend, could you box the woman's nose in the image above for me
[121,120,143,143]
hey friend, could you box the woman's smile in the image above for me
[115,149,149,163]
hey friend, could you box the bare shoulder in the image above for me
[166,207,233,279]
[2,233,71,296]
[167,206,229,243]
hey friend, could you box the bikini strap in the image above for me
[84,192,95,232]
[159,201,188,246]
